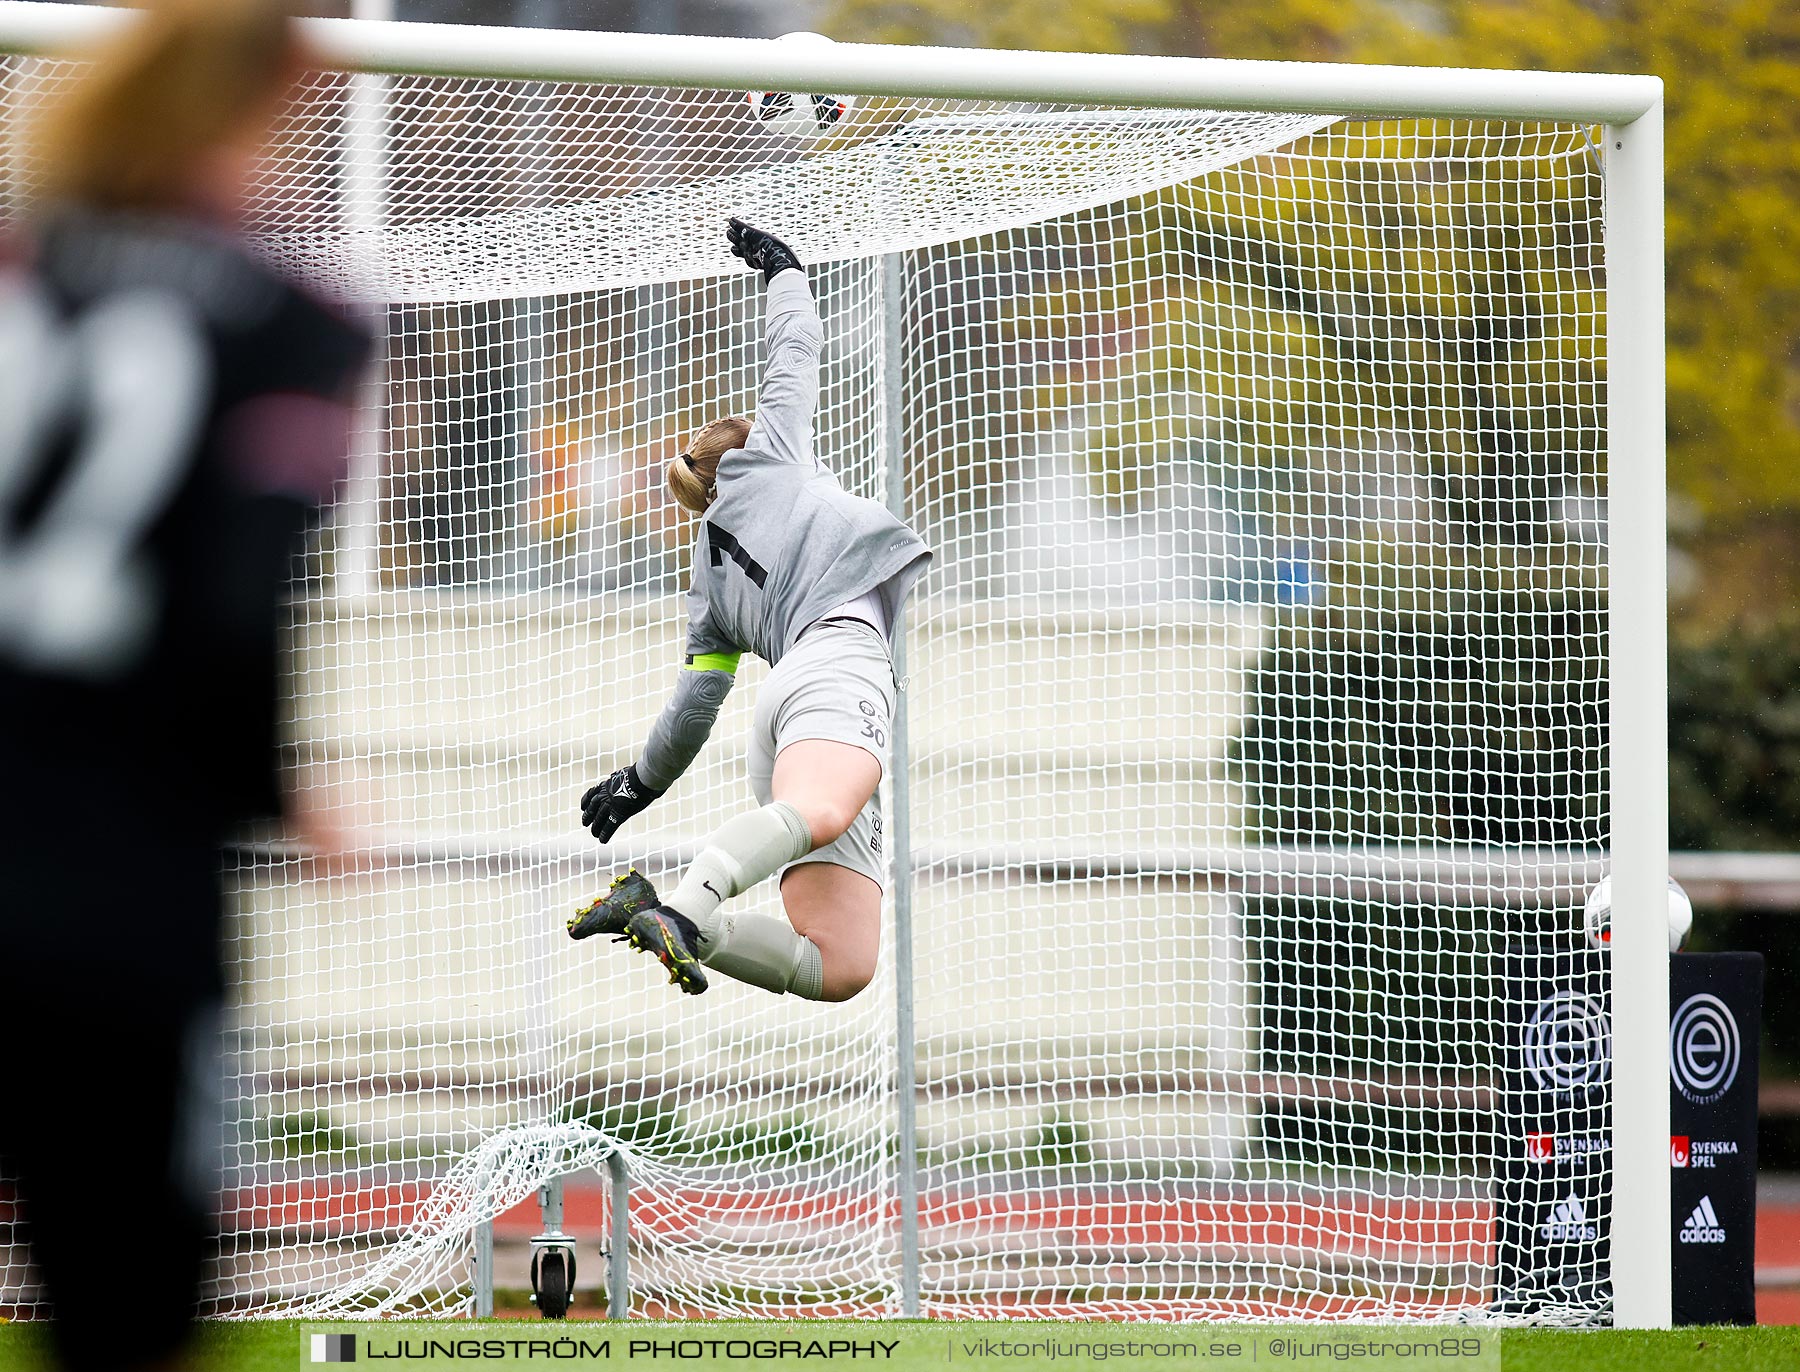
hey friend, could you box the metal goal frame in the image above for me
[0,0,1668,1327]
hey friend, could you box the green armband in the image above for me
[686,651,742,675]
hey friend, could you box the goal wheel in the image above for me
[531,1245,575,1319]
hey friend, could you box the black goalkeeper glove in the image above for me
[581,764,665,843]
[727,217,802,284]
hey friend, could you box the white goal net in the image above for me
[0,35,1614,1324]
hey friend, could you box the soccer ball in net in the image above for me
[1583,874,1694,952]
[747,33,854,140]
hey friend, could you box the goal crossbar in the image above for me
[0,1,1660,124]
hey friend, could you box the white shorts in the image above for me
[748,618,896,891]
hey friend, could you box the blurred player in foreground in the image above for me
[568,220,930,1002]
[0,3,368,1367]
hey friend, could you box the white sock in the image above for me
[663,800,813,940]
[701,909,826,999]
[659,801,823,999]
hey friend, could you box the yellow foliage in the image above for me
[824,0,1172,54]
[825,0,1800,525]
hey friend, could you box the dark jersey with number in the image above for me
[0,211,368,917]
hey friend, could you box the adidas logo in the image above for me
[1678,1195,1727,1245]
[1540,1194,1598,1242]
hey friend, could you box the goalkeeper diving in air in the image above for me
[567,219,930,1001]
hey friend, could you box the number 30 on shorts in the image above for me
[858,699,886,749]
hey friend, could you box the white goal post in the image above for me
[0,1,1667,1328]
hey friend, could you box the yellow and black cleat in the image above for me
[567,867,660,941]
[624,907,709,996]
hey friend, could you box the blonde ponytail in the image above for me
[667,416,750,514]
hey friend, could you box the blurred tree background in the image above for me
[1670,613,1800,1157]
[828,0,1800,633]
[829,0,1800,1154]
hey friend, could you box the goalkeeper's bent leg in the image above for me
[664,800,812,925]
[699,906,825,999]
[658,800,825,999]
[662,800,811,925]
[669,848,879,1004]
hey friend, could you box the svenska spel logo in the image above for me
[1525,1133,1555,1163]
[1671,1134,1690,1167]
[310,1333,356,1363]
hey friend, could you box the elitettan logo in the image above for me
[1670,993,1742,1105]
[1523,991,1611,1092]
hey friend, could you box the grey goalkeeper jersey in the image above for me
[634,268,932,792]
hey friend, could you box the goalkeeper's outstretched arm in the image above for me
[581,657,738,843]
[640,657,738,790]
[729,218,823,467]
[583,220,813,845]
